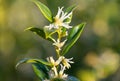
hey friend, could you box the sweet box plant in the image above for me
[16,0,86,81]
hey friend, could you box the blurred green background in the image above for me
[0,0,120,81]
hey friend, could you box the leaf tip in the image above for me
[15,58,29,69]
[31,0,53,22]
[82,22,86,25]
[15,63,19,70]
[24,27,33,31]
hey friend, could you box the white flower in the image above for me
[51,64,68,78]
[52,66,58,77]
[59,64,68,78]
[46,56,63,67]
[53,39,67,50]
[61,56,74,69]
[46,7,72,30]
[47,56,63,66]
[55,56,63,65]
[47,56,56,65]
[47,56,61,67]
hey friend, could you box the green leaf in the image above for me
[32,0,53,22]
[25,27,53,42]
[16,58,51,68]
[32,63,49,80]
[61,22,86,55]
[66,76,80,81]
[16,58,50,80]
[25,27,45,38]
[65,5,76,13]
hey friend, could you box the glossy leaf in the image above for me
[16,58,51,68]
[61,22,86,55]
[25,27,45,38]
[32,63,49,80]
[25,27,53,42]
[32,0,53,22]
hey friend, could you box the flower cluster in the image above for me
[47,56,74,79]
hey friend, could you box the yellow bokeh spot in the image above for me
[77,70,96,81]
[0,7,6,25]
[93,19,109,37]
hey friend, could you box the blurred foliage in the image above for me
[0,0,120,81]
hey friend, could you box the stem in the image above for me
[58,27,62,41]
[56,27,62,58]
[56,49,60,58]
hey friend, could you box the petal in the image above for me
[52,66,58,77]
[62,23,72,29]
[47,56,56,65]
[63,12,72,20]
[60,12,68,20]
[55,56,63,65]
[59,64,67,78]
[56,7,64,18]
